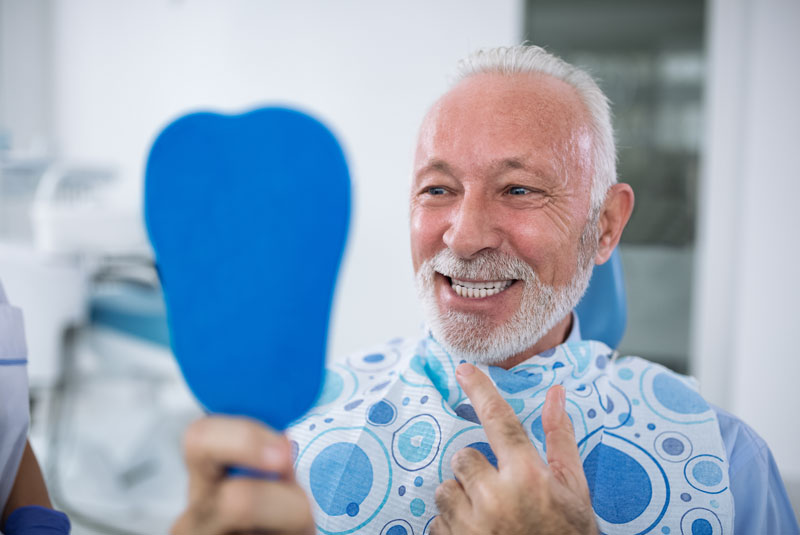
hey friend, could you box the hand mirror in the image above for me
[145,107,350,431]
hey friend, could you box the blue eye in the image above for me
[427,187,446,195]
[508,186,529,195]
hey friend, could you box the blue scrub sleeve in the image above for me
[715,406,800,534]
[2,505,70,535]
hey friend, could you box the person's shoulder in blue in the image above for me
[713,404,800,534]
[571,310,800,533]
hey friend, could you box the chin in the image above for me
[425,308,556,366]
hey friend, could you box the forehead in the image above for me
[415,73,592,178]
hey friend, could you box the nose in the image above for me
[442,192,502,259]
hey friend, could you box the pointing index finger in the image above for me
[455,363,542,470]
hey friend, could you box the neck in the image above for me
[493,313,573,370]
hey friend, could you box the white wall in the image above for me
[50,0,523,359]
[693,0,800,497]
[0,0,52,155]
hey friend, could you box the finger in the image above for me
[456,363,540,469]
[451,444,495,493]
[209,477,314,534]
[183,416,294,496]
[434,479,470,520]
[429,515,452,535]
[542,385,587,493]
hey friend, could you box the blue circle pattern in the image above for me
[290,338,731,534]
[664,438,685,455]
[652,373,709,414]
[693,461,722,487]
[309,442,373,517]
[368,400,397,426]
[410,498,425,517]
[680,508,722,535]
[392,415,441,472]
[691,518,713,535]
[684,455,728,495]
[381,519,414,535]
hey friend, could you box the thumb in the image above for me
[542,386,589,495]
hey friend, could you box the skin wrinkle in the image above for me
[410,72,602,367]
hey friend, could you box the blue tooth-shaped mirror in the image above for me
[144,107,350,431]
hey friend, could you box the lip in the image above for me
[449,277,508,284]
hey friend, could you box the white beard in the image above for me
[415,223,599,365]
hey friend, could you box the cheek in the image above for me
[502,215,580,285]
[409,208,446,270]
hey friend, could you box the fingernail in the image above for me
[558,386,566,410]
[456,362,475,377]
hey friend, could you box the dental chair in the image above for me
[44,264,199,535]
[576,248,627,350]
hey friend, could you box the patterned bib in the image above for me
[288,336,733,535]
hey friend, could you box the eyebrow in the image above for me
[415,157,556,181]
[490,158,527,173]
[415,159,456,178]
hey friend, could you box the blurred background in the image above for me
[0,0,797,532]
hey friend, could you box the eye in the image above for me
[426,186,447,196]
[507,186,530,196]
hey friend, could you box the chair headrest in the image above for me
[575,248,627,349]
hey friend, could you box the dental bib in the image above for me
[288,336,733,535]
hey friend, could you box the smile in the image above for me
[448,277,515,299]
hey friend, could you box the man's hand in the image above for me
[171,416,315,535]
[432,363,597,535]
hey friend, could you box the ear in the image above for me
[594,183,634,265]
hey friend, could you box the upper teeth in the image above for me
[450,278,513,299]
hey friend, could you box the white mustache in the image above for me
[427,249,534,281]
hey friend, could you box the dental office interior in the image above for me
[1,0,798,533]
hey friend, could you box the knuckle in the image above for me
[516,456,543,481]
[238,422,266,449]
[496,419,528,447]
[482,397,514,419]
[450,447,479,472]
[183,419,213,462]
[434,480,458,509]
[474,481,500,510]
[477,492,504,515]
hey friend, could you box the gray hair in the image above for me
[454,45,617,212]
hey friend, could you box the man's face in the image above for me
[410,73,598,363]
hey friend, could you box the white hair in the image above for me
[453,45,617,211]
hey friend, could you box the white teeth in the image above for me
[449,278,514,299]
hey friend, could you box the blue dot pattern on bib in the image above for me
[289,336,733,535]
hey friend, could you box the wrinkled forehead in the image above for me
[415,72,594,181]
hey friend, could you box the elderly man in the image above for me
[172,46,798,535]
